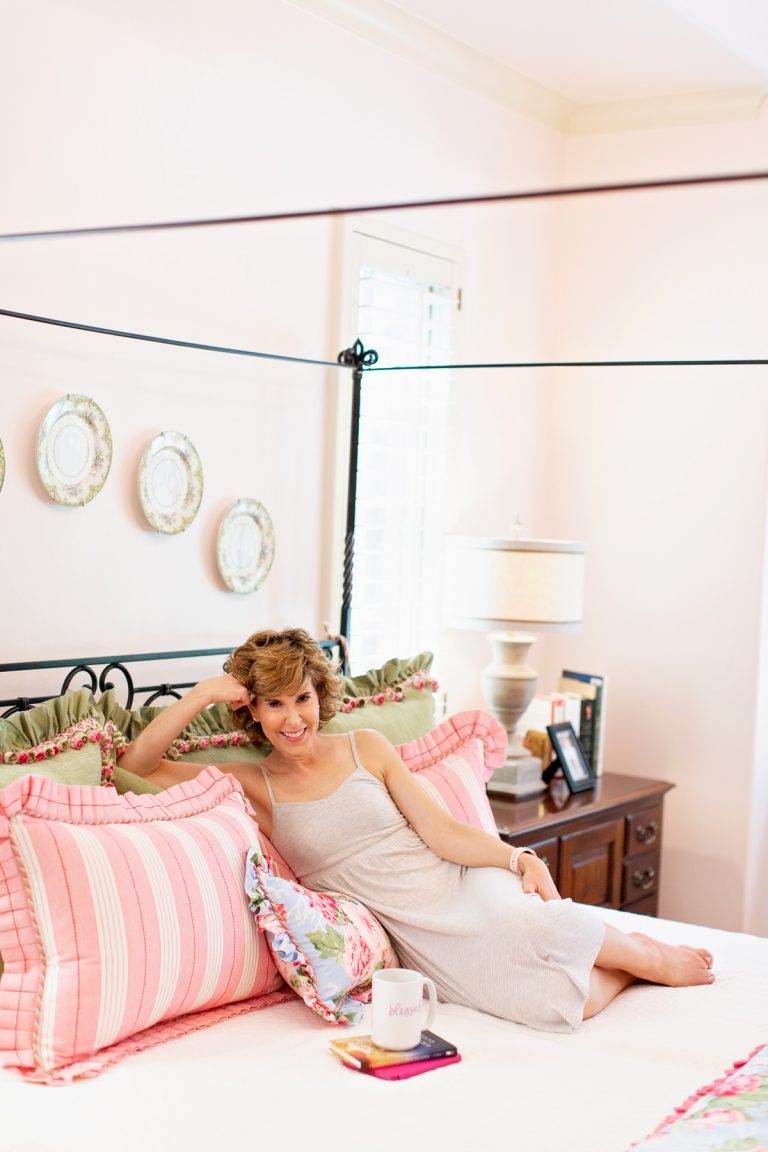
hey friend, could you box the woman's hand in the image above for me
[191,674,250,709]
[519,854,561,902]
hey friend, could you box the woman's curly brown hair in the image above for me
[223,628,343,746]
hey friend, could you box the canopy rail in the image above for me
[1,168,767,243]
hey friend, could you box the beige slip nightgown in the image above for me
[261,730,605,1032]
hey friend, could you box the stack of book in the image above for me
[329,1030,461,1080]
[519,689,580,773]
[557,670,607,777]
[520,670,607,777]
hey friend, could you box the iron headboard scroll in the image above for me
[0,640,346,719]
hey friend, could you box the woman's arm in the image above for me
[118,674,250,780]
[358,729,560,901]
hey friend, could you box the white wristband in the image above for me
[508,846,536,875]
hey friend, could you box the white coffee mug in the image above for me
[371,968,437,1050]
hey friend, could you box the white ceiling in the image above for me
[54,0,768,132]
[388,0,768,103]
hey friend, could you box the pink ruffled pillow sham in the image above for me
[0,767,291,1084]
[396,710,506,834]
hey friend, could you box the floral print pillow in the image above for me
[629,1043,768,1151]
[245,845,397,1025]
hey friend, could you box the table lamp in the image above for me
[444,535,586,798]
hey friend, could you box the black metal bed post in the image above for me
[336,340,378,642]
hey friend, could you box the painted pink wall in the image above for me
[0,2,559,694]
[531,109,768,932]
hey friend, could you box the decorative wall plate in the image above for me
[138,431,204,534]
[37,394,112,506]
[217,499,275,593]
[0,439,4,494]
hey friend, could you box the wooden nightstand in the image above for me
[489,773,674,915]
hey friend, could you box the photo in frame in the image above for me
[546,721,596,794]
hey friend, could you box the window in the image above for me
[341,228,462,674]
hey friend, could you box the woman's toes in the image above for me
[683,946,713,968]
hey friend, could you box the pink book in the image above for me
[365,1054,462,1080]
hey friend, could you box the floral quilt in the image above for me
[630,1044,768,1151]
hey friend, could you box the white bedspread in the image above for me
[2,906,766,1152]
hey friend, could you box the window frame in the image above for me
[325,216,464,651]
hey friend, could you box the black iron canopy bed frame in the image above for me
[2,168,766,680]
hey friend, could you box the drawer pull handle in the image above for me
[633,867,656,892]
[635,820,658,846]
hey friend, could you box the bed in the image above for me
[0,905,764,1152]
[1,652,765,1151]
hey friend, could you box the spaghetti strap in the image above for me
[260,763,276,808]
[348,730,365,773]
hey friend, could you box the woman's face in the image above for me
[250,678,321,754]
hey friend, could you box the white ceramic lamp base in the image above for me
[481,632,545,799]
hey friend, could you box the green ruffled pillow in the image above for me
[112,765,163,796]
[173,743,267,765]
[341,653,435,700]
[324,653,437,745]
[98,690,259,765]
[99,653,437,765]
[0,749,103,788]
[97,691,167,742]
[0,689,108,786]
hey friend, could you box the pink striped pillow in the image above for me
[0,767,291,1084]
[396,711,506,834]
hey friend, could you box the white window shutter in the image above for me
[348,235,458,674]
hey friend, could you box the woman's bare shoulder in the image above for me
[352,728,394,751]
[349,728,397,779]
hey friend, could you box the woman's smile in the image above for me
[281,726,307,744]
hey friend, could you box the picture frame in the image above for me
[546,721,596,794]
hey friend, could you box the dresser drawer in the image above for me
[523,836,560,880]
[623,849,661,905]
[626,804,662,856]
[560,819,624,908]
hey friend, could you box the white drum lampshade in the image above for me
[444,537,585,631]
[444,536,586,798]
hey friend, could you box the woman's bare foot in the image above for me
[632,934,713,970]
[680,944,713,969]
[628,933,714,986]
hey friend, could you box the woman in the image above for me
[120,628,714,1032]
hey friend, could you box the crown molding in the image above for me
[568,86,768,134]
[283,0,571,130]
[285,0,768,136]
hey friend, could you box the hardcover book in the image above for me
[329,1030,458,1070]
[367,1054,462,1080]
[561,671,607,776]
